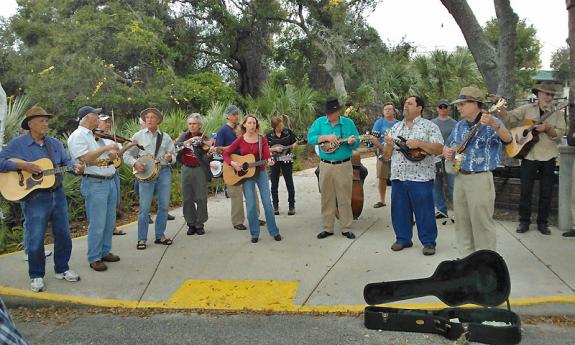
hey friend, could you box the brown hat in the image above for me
[532,81,559,96]
[451,86,484,104]
[139,107,163,123]
[21,106,53,130]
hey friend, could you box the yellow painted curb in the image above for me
[1,280,574,313]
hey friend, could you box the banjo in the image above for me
[133,155,160,182]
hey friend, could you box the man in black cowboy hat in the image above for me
[499,81,566,235]
[0,106,83,292]
[307,96,360,240]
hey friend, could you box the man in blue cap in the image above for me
[68,106,121,272]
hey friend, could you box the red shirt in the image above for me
[223,135,271,172]
[178,132,201,167]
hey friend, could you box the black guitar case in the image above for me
[363,250,521,345]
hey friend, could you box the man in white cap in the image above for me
[68,106,121,272]
[0,106,83,291]
[499,81,566,235]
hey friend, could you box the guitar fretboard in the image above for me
[42,165,75,176]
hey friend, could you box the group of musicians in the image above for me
[0,80,568,292]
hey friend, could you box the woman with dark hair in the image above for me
[266,116,297,215]
[223,115,282,243]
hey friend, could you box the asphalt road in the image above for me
[13,313,575,345]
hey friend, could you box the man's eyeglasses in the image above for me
[438,105,448,109]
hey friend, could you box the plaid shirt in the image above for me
[0,298,28,345]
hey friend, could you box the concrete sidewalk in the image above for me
[1,156,574,314]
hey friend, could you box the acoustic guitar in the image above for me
[223,153,293,185]
[0,158,76,201]
[505,101,568,159]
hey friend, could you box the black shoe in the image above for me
[563,229,575,237]
[516,222,529,233]
[234,224,247,230]
[186,226,196,235]
[274,234,282,241]
[435,210,448,219]
[167,213,175,221]
[317,231,334,239]
[251,238,259,243]
[148,216,154,224]
[288,208,295,216]
[537,223,551,235]
[196,226,205,235]
[258,219,266,226]
[342,231,355,239]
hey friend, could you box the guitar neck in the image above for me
[456,122,482,154]
[43,165,75,176]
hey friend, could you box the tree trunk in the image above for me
[313,40,348,99]
[0,82,7,147]
[568,0,575,146]
[494,0,519,106]
[440,0,499,94]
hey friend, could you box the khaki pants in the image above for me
[227,183,259,226]
[319,160,353,232]
[454,172,496,256]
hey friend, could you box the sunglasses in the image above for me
[438,105,448,109]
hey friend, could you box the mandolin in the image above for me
[318,136,357,154]
[223,153,293,185]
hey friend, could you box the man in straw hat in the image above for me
[68,106,122,272]
[0,106,83,292]
[123,107,176,250]
[444,87,511,256]
[499,81,566,235]
[307,96,360,240]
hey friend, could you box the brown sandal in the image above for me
[137,241,147,250]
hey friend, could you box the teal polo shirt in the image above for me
[307,115,360,161]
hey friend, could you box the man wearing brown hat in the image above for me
[68,106,122,272]
[123,107,176,250]
[0,106,83,291]
[499,81,566,235]
[307,96,360,240]
[444,87,511,255]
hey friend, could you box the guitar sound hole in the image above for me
[31,173,43,180]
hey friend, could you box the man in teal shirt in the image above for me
[307,97,360,240]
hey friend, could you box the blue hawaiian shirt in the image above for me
[445,114,506,172]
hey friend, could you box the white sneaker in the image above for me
[54,270,80,282]
[30,278,45,292]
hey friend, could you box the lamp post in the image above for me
[567,0,575,145]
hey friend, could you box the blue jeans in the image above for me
[243,170,279,239]
[20,187,72,278]
[433,172,454,215]
[138,166,171,241]
[113,170,121,207]
[81,176,117,263]
[391,180,437,246]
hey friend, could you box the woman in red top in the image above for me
[223,115,282,243]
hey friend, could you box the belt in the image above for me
[83,174,115,180]
[459,170,488,175]
[320,158,350,165]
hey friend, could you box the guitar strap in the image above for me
[43,138,62,189]
[258,135,262,162]
[154,131,164,161]
[458,113,483,154]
